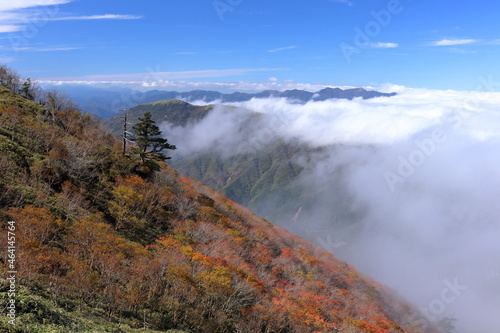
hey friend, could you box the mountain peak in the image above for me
[149,99,193,106]
[313,87,393,101]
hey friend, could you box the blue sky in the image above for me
[1,0,500,91]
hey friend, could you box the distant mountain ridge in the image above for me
[142,87,397,104]
[54,85,396,119]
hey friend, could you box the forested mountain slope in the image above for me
[0,84,436,332]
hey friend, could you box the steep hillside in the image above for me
[0,85,437,332]
[172,140,313,221]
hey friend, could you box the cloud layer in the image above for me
[164,86,500,331]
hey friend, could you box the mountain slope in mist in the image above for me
[105,99,366,230]
[0,83,435,332]
[105,89,500,332]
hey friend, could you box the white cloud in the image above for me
[35,46,80,51]
[162,86,500,156]
[268,45,298,53]
[15,45,82,52]
[37,47,80,51]
[0,1,142,35]
[432,38,476,46]
[0,0,70,34]
[227,87,500,145]
[0,25,22,33]
[48,14,143,21]
[369,42,398,48]
[161,105,259,157]
[0,0,70,12]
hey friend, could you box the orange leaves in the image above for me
[153,235,193,275]
[156,235,218,268]
[121,174,146,188]
[343,317,391,333]
[281,247,294,258]
[8,205,64,248]
[57,180,91,221]
[179,177,197,198]
[62,217,156,316]
[67,219,123,262]
[191,252,214,266]
[155,235,183,249]
[4,206,66,282]
[67,218,147,273]
[269,289,339,332]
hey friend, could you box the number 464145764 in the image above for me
[7,221,16,270]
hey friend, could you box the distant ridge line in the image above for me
[142,87,397,104]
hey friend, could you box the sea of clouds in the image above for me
[162,86,500,332]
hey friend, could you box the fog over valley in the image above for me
[162,86,500,332]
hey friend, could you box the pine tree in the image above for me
[131,112,176,167]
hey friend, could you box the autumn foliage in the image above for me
[0,82,437,332]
